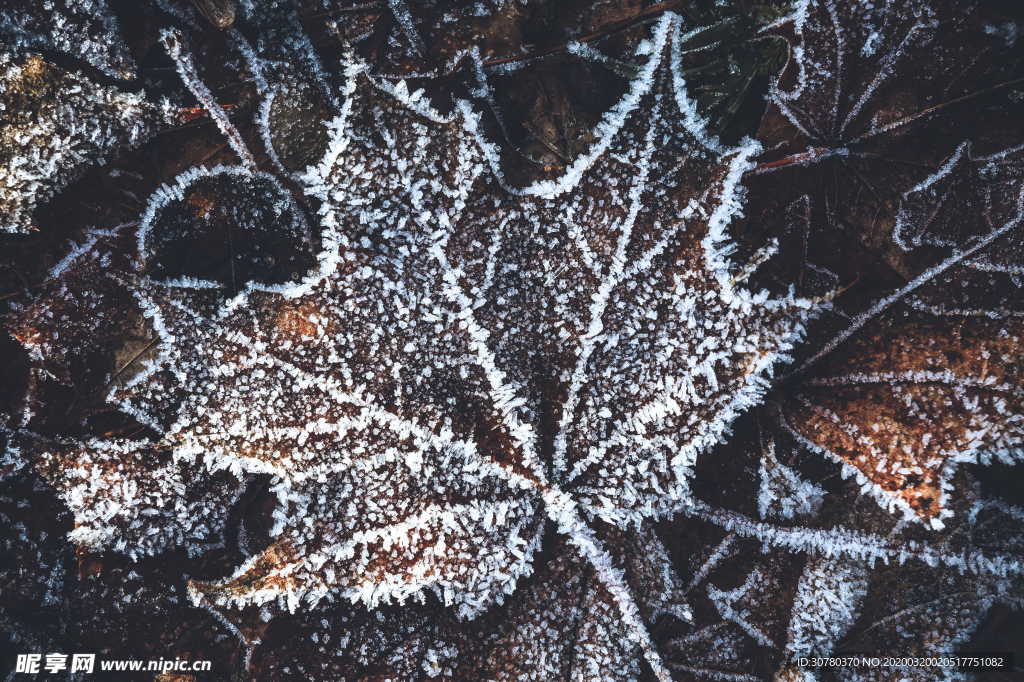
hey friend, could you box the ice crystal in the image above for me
[757,442,825,521]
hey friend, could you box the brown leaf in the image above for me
[742,0,1024,302]
[38,439,243,558]
[0,57,160,234]
[782,320,1024,525]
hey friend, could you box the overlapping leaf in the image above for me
[782,320,1024,525]
[744,0,1023,292]
[246,525,689,680]
[894,141,1024,318]
[0,0,136,79]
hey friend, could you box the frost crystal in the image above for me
[783,556,869,659]
[757,442,825,521]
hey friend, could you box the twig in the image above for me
[746,146,849,176]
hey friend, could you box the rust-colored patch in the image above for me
[786,320,1024,519]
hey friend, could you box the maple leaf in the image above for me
[743,0,1024,294]
[818,499,1024,681]
[738,0,1024,530]
[771,119,1024,530]
[31,13,816,678]
[244,523,688,680]
[5,228,135,386]
[756,0,1020,176]
[893,141,1024,318]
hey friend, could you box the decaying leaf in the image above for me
[5,228,134,385]
[0,0,136,79]
[744,0,1024,294]
[894,141,1024,318]
[783,320,1024,525]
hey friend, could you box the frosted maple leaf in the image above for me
[3,1,1024,679]
[754,0,1024,528]
[770,491,1024,681]
[894,141,1024,318]
[745,0,1024,300]
[35,14,816,679]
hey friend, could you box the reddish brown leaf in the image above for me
[783,320,1024,525]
